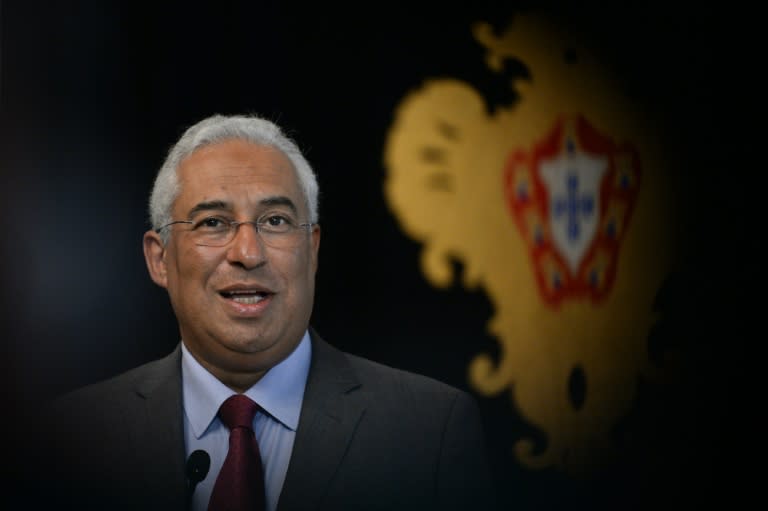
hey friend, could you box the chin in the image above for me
[222,335,274,354]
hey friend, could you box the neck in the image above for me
[182,342,269,393]
[217,370,267,393]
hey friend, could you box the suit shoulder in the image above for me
[336,351,490,475]
[49,347,180,412]
[310,331,461,394]
[342,351,472,406]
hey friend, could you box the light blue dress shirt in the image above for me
[181,331,311,511]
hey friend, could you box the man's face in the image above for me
[143,139,320,389]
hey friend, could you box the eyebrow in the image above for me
[186,196,298,219]
[260,196,298,214]
[187,200,231,219]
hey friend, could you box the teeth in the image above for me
[231,294,265,304]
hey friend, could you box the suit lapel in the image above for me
[277,332,367,511]
[134,345,188,509]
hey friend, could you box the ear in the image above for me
[310,224,321,272]
[143,230,169,289]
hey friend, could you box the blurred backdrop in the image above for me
[1,2,760,509]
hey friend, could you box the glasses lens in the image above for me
[192,221,311,248]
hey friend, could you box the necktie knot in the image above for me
[219,394,259,430]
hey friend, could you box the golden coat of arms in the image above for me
[383,15,675,474]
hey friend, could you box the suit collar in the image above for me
[277,329,367,511]
[134,345,188,509]
[135,343,183,398]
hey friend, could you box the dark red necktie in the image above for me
[208,395,266,511]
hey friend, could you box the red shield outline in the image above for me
[504,115,641,307]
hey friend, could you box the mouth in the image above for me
[218,285,275,311]
[219,290,271,304]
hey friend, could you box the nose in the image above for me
[225,222,266,269]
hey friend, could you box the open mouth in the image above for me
[219,290,272,304]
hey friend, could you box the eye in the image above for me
[193,216,229,231]
[259,213,296,232]
[265,215,288,226]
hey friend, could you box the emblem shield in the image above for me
[540,149,607,274]
[504,115,641,306]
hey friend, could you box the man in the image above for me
[44,114,495,510]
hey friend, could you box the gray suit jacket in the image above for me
[43,331,496,510]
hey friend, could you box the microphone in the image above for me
[186,449,210,509]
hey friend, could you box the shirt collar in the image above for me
[181,331,312,439]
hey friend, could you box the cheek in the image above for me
[275,249,315,294]
[170,246,219,292]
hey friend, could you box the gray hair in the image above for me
[149,114,319,242]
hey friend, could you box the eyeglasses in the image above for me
[156,212,315,249]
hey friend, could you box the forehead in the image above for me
[175,139,303,213]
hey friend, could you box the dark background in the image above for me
[1,1,760,509]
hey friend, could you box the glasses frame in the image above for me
[155,217,316,247]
